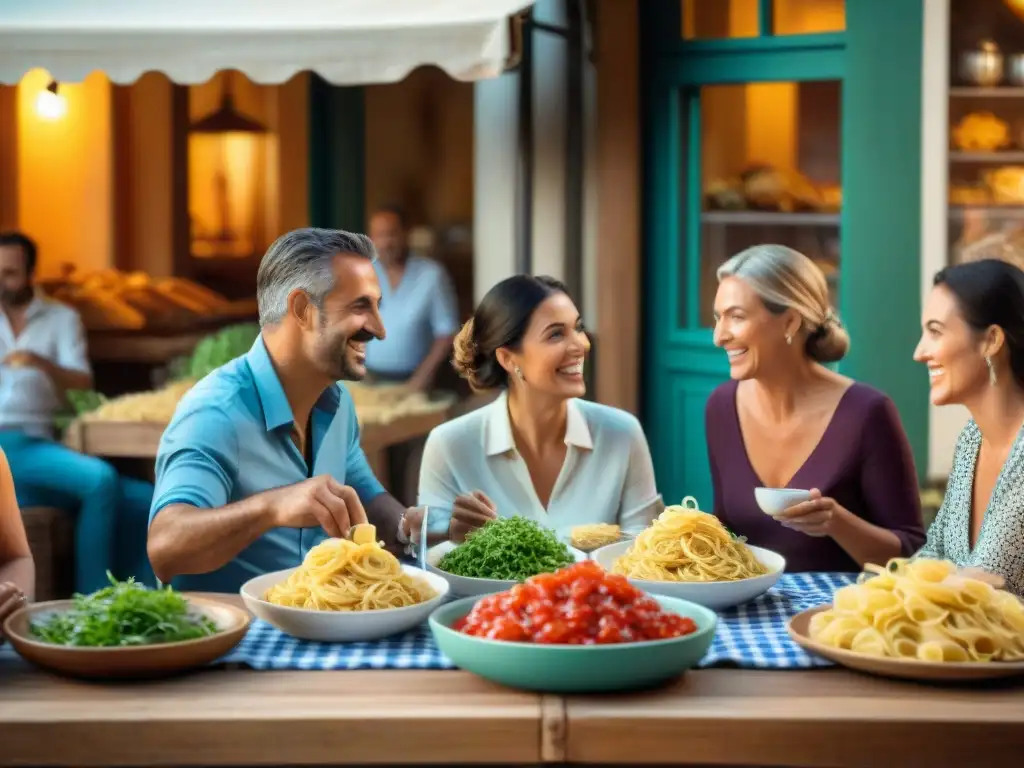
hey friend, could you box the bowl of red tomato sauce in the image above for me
[428,560,718,692]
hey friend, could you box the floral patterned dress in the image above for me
[918,420,1024,596]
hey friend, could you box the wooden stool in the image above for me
[21,506,74,600]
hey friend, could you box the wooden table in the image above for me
[4,594,1024,767]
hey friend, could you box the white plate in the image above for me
[592,540,786,611]
[424,541,588,597]
[239,564,449,642]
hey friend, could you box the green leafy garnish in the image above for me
[30,574,219,647]
[438,516,575,581]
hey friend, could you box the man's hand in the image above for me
[0,582,26,640]
[268,475,368,539]
[3,350,48,371]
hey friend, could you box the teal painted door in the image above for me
[641,0,927,511]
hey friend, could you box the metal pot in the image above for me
[960,40,1004,87]
[1008,53,1024,86]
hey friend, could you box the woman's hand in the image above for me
[450,491,498,542]
[774,489,839,537]
[0,581,26,639]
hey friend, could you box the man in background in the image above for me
[0,231,154,593]
[364,206,460,505]
[365,206,459,391]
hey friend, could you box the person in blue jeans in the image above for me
[0,232,154,593]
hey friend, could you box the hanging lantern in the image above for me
[188,72,270,259]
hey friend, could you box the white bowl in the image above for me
[754,487,813,517]
[239,564,449,642]
[424,540,588,597]
[591,540,786,611]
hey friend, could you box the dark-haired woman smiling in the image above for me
[915,259,1024,595]
[415,275,662,542]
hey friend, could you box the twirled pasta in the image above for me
[611,497,769,582]
[265,533,437,611]
[809,558,1024,662]
[570,523,622,551]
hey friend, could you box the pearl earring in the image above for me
[785,334,793,346]
[986,356,997,386]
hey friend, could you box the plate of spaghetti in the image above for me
[788,557,1024,681]
[240,525,448,642]
[592,497,785,610]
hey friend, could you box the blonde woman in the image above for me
[705,245,925,572]
[0,447,33,636]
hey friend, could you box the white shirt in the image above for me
[0,294,91,437]
[417,391,663,536]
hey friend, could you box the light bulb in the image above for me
[35,81,66,120]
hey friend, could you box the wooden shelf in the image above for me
[701,211,840,226]
[949,151,1024,163]
[948,206,1024,220]
[949,86,1024,98]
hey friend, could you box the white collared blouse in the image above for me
[417,391,663,536]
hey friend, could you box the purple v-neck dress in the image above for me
[704,380,926,573]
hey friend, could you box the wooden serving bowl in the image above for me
[2,596,251,679]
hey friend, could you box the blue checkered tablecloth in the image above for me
[702,571,855,668]
[0,572,855,671]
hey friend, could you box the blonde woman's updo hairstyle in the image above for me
[717,244,850,364]
[452,274,568,391]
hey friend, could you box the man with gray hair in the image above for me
[147,227,419,592]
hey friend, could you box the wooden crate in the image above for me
[62,408,452,460]
[63,420,165,458]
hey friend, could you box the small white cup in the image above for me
[754,487,813,517]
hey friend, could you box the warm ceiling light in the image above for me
[35,80,66,120]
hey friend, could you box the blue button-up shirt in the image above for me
[150,336,386,592]
[364,256,459,377]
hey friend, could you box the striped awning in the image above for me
[0,0,531,85]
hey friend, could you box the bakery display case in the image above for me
[698,79,841,326]
[947,0,1024,268]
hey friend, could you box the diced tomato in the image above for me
[454,560,700,645]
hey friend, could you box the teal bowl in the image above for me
[428,594,718,693]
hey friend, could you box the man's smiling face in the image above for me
[307,253,385,381]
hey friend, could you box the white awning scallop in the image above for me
[0,0,532,85]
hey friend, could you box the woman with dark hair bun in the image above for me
[415,274,662,542]
[914,258,1024,595]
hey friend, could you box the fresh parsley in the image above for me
[30,574,219,647]
[438,516,575,581]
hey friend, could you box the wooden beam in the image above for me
[0,84,18,230]
[594,0,641,413]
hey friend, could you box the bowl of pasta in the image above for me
[423,516,588,597]
[788,558,1024,681]
[240,526,449,642]
[592,498,785,610]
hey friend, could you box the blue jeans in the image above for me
[0,430,155,593]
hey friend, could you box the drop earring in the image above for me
[514,365,525,382]
[785,334,793,346]
[986,355,997,386]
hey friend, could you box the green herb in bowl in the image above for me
[438,516,576,581]
[30,574,219,647]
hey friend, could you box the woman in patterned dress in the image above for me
[914,259,1024,595]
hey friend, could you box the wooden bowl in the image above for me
[788,606,1024,683]
[2,596,251,679]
